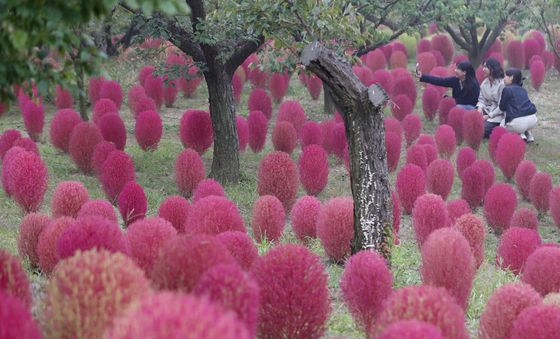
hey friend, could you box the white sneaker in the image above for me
[525,131,535,142]
[520,133,527,141]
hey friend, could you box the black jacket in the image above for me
[499,84,537,123]
[420,75,480,106]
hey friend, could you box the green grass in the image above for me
[1,49,559,338]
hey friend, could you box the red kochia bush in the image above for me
[393,72,417,104]
[51,181,89,218]
[332,122,347,160]
[163,78,180,107]
[372,285,468,339]
[461,165,485,208]
[131,96,156,118]
[157,195,190,232]
[438,97,456,124]
[432,34,454,64]
[216,231,258,270]
[529,172,552,213]
[421,228,475,309]
[251,244,330,339]
[484,183,517,233]
[416,38,432,55]
[510,208,538,230]
[251,195,285,242]
[422,86,441,120]
[412,193,448,247]
[192,179,225,203]
[18,212,50,268]
[478,282,542,339]
[391,94,413,121]
[0,249,32,308]
[378,320,444,339]
[138,66,154,86]
[0,129,22,160]
[135,110,162,150]
[522,247,560,296]
[353,66,374,86]
[179,110,213,154]
[435,124,456,158]
[175,148,205,198]
[298,145,329,196]
[247,110,268,153]
[9,151,48,213]
[447,107,465,144]
[277,100,307,135]
[530,59,545,91]
[456,146,476,178]
[321,119,337,154]
[118,181,147,226]
[426,159,454,200]
[462,110,484,150]
[13,137,38,155]
[472,159,495,194]
[91,141,116,175]
[92,98,118,125]
[269,72,289,102]
[0,291,42,339]
[550,187,560,227]
[396,164,426,214]
[152,234,236,292]
[272,121,297,154]
[36,216,73,275]
[127,84,146,114]
[447,199,471,224]
[232,73,243,104]
[510,305,560,339]
[69,122,103,173]
[236,115,249,152]
[389,50,408,69]
[454,213,485,268]
[366,49,387,71]
[385,132,401,172]
[372,69,393,93]
[300,121,323,147]
[144,74,164,108]
[99,80,123,109]
[317,197,354,263]
[185,196,245,236]
[100,150,136,202]
[340,250,393,333]
[126,217,177,276]
[417,52,437,74]
[50,109,82,152]
[515,160,537,200]
[523,39,541,68]
[401,114,422,146]
[306,74,323,100]
[99,113,126,150]
[497,227,541,275]
[290,195,321,242]
[406,144,428,172]
[78,199,118,223]
[22,100,44,141]
[1,146,24,196]
[88,76,105,104]
[55,85,73,109]
[507,40,525,69]
[247,88,272,120]
[257,151,299,211]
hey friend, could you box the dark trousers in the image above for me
[484,121,500,139]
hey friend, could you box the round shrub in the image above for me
[340,250,393,333]
[99,80,123,109]
[269,72,289,103]
[507,40,525,69]
[471,159,495,195]
[192,178,225,203]
[497,227,541,275]
[523,38,542,68]
[384,117,403,141]
[1,146,24,196]
[0,249,32,309]
[426,159,454,200]
[460,163,486,208]
[462,110,484,150]
[422,86,441,121]
[321,119,337,154]
[9,151,48,213]
[18,212,50,268]
[300,120,323,147]
[401,114,422,146]
[175,148,205,198]
[179,110,213,154]
[50,109,82,152]
[51,181,89,218]
[438,97,456,124]
[91,141,116,174]
[78,199,118,223]
[366,49,387,71]
[194,264,260,338]
[298,144,329,196]
[306,74,323,100]
[372,69,394,94]
[417,52,437,74]
[236,115,249,151]
[432,34,454,64]
[152,234,236,292]
[43,249,149,339]
[456,146,476,178]
[68,122,103,173]
[412,193,448,247]
[515,160,537,200]
[131,96,156,118]
[118,181,147,226]
[272,121,297,154]
[100,150,135,202]
[181,66,204,98]
[22,100,44,141]
[353,65,374,86]
[257,151,299,211]
[13,137,38,155]
[522,246,560,296]
[478,282,542,339]
[391,94,413,121]
[332,122,348,160]
[127,84,146,114]
[247,88,272,120]
[290,195,321,242]
[529,172,552,213]
[510,305,560,339]
[372,285,468,339]
[36,217,74,275]
[484,183,517,233]
[251,195,285,242]
[185,196,245,236]
[510,208,538,230]
[138,66,154,86]
[216,231,258,270]
[396,164,426,214]
[406,144,428,172]
[92,98,118,126]
[0,291,42,339]
[247,110,268,153]
[157,195,190,232]
[317,197,354,263]
[135,110,162,150]
[530,59,545,91]
[144,74,164,108]
[447,199,471,225]
[378,320,444,339]
[488,126,507,163]
[496,132,526,180]
[164,80,179,107]
[88,75,105,104]
[454,213,486,268]
[385,132,401,173]
[551,187,560,227]
[389,50,408,69]
[447,107,465,144]
[0,129,22,160]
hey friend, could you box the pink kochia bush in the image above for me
[472,159,495,194]
[88,76,105,104]
[144,74,164,108]
[236,115,249,152]
[22,100,44,141]
[272,121,297,154]
[92,98,118,126]
[51,181,89,218]
[530,59,545,91]
[300,120,323,147]
[461,165,485,208]
[401,114,422,146]
[290,195,321,242]
[0,129,22,160]
[277,100,307,135]
[405,144,427,172]
[510,208,538,230]
[456,146,476,178]
[247,110,268,153]
[447,199,471,224]
[372,285,468,339]
[306,74,323,100]
[131,96,156,118]
[104,292,250,339]
[317,197,354,263]
[522,246,560,296]
[529,172,552,213]
[454,213,486,268]
[192,179,225,203]
[412,193,448,247]
[426,159,454,200]
[55,85,73,109]
[127,84,146,114]
[550,187,560,227]
[99,113,127,150]
[496,133,525,180]
[251,244,330,339]
[0,291,42,339]
[118,181,147,226]
[157,195,190,232]
[438,97,456,124]
[1,147,24,197]
[257,151,299,211]
[175,148,205,198]
[385,132,401,172]
[8,151,48,213]
[340,250,393,333]
[0,249,32,308]
[515,160,537,200]
[298,145,329,196]
[78,199,118,223]
[99,80,123,108]
[378,320,444,339]
[462,110,484,150]
[50,109,82,152]
[507,40,525,69]
[478,282,542,339]
[447,107,465,144]
[36,217,74,275]
[488,126,508,162]
[484,183,517,233]
[185,196,245,236]
[422,86,441,121]
[269,72,289,102]
[135,110,162,151]
[91,141,116,174]
[391,94,413,121]
[496,227,541,275]
[510,305,560,339]
[179,110,213,154]
[68,122,103,173]
[17,213,50,268]
[13,137,38,155]
[100,150,136,202]
[396,164,426,214]
[251,195,285,242]
[247,88,272,120]
[216,231,258,270]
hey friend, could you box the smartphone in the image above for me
[415,63,420,75]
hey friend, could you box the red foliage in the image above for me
[51,181,89,218]
[389,50,408,69]
[179,109,213,154]
[529,172,552,213]
[422,86,441,121]
[100,150,136,202]
[1,146,23,196]
[385,132,401,172]
[454,213,485,268]
[530,59,545,91]
[277,100,307,135]
[438,97,456,124]
[447,199,471,224]
[257,151,299,211]
[416,38,432,55]
[320,120,336,154]
[247,110,268,153]
[0,129,22,160]
[138,66,154,86]
[550,187,560,228]
[426,159,454,200]
[461,165,485,208]
[515,160,537,200]
[417,52,437,74]
[185,196,245,236]
[396,164,426,214]
[435,124,456,158]
[522,246,560,295]
[523,39,541,68]
[290,195,321,242]
[300,121,323,147]
[0,292,42,339]
[118,181,147,226]
[17,212,50,268]
[272,121,297,154]
[13,137,38,155]
[393,74,417,104]
[0,249,32,309]
[157,195,190,232]
[497,227,541,274]
[9,151,48,213]
[366,49,387,71]
[144,74,164,109]
[447,107,465,144]
[510,208,538,230]
[306,74,323,100]
[401,114,422,146]
[372,69,394,94]
[412,193,448,247]
[462,110,484,150]
[175,148,205,198]
[99,113,126,150]
[192,178,225,203]
[269,72,289,103]
[251,195,285,242]
[298,144,329,196]
[135,110,162,150]
[406,144,428,172]
[391,94,413,121]
[432,34,454,64]
[378,320,444,339]
[353,66,374,86]
[507,40,525,69]
[332,122,347,160]
[484,183,517,233]
[49,109,82,152]
[317,197,354,263]
[55,85,73,109]
[236,115,249,152]
[181,65,203,98]
[37,216,73,275]
[92,98,117,126]
[91,141,116,174]
[69,122,103,173]
[496,133,526,180]
[510,305,560,339]
[99,80,123,109]
[247,88,272,120]
[216,231,258,270]
[131,96,156,118]
[88,76,105,104]
[456,146,476,178]
[127,84,146,114]
[77,199,118,223]
[22,100,44,141]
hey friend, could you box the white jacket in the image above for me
[477,78,505,123]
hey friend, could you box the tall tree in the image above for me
[531,0,560,62]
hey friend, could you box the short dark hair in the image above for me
[505,68,525,86]
[484,58,504,79]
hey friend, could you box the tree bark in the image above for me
[323,82,338,115]
[301,42,392,259]
[76,63,88,121]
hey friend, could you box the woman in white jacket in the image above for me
[477,58,505,138]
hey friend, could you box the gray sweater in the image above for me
[477,78,505,123]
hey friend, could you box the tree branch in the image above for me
[155,13,205,64]
[225,35,265,75]
[445,24,471,51]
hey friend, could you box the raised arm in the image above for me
[419,74,458,88]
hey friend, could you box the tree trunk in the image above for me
[204,65,240,184]
[301,42,392,259]
[323,82,338,115]
[469,51,482,69]
[76,63,88,121]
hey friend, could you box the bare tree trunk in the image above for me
[301,42,392,259]
[323,82,338,115]
[76,64,88,120]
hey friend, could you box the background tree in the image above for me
[531,0,560,61]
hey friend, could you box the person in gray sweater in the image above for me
[477,58,505,138]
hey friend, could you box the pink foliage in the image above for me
[391,94,413,121]
[530,59,545,91]
[269,72,289,102]
[378,320,444,339]
[290,195,321,242]
[91,141,116,174]
[332,122,348,160]
[515,160,537,200]
[353,66,374,86]
[98,113,126,150]
[317,197,354,263]
[412,193,448,247]
[22,100,44,141]
[157,195,190,232]
[510,208,538,230]
[272,121,297,154]
[37,217,73,275]
[456,146,476,178]
[92,98,118,127]
[8,151,48,213]
[251,195,285,242]
[438,97,456,124]
[417,52,437,74]
[471,159,495,195]
[389,50,408,69]
[300,121,323,147]
[454,213,485,268]
[232,72,243,104]
[185,196,245,236]
[406,144,428,172]
[416,39,432,55]
[435,124,456,158]
[426,159,454,200]
[510,305,560,339]
[396,164,426,215]
[401,114,422,146]
[497,227,541,274]
[131,96,156,118]
[181,65,203,98]
[484,183,517,233]
[461,164,485,208]
[247,89,272,120]
[385,132,401,172]
[550,187,560,227]
[118,181,147,226]
[523,39,541,68]
[99,80,123,109]
[247,110,268,153]
[447,199,471,225]
[138,66,154,86]
[392,74,417,104]
[462,110,484,150]
[135,110,162,150]
[100,150,135,202]
[277,100,307,135]
[298,144,329,196]
[372,69,393,93]
[51,181,89,218]
[507,40,525,69]
[55,85,73,109]
[50,109,82,152]
[175,148,205,198]
[0,292,42,339]
[88,76,105,104]
[529,172,552,213]
[77,199,118,223]
[236,115,249,152]
[306,74,323,100]
[216,231,258,270]
[127,84,146,114]
[496,132,526,180]
[144,74,164,109]
[179,109,213,154]
[17,213,50,268]
[257,151,299,211]
[366,49,387,71]
[0,129,22,160]
[432,34,454,64]
[447,107,465,144]
[192,178,225,203]
[422,86,441,121]
[0,249,32,309]
[522,246,560,296]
